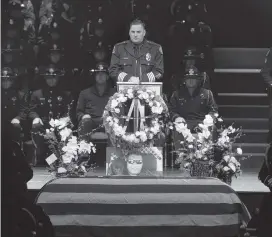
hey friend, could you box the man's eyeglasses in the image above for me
[127,160,143,164]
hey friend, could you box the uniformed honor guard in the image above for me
[76,62,116,142]
[1,67,29,144]
[261,48,272,142]
[29,64,73,166]
[109,19,164,83]
[169,66,218,149]
[258,144,272,237]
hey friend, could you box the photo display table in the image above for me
[36,177,251,237]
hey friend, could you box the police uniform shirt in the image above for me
[1,88,28,124]
[29,87,72,124]
[109,39,164,82]
[169,85,218,122]
[76,85,116,124]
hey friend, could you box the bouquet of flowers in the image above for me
[212,122,245,183]
[172,114,216,176]
[172,113,246,182]
[44,116,96,177]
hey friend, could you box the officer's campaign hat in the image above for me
[1,67,18,79]
[90,62,108,73]
[183,46,204,60]
[2,38,21,53]
[184,66,202,79]
[48,43,64,57]
[39,64,65,77]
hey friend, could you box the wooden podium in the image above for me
[117,82,163,132]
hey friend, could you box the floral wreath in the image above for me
[103,87,169,150]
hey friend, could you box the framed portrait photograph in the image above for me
[106,147,163,176]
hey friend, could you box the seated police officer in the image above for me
[76,62,116,142]
[169,66,218,149]
[1,67,29,145]
[29,65,73,166]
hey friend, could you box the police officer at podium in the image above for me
[261,47,272,142]
[109,19,164,83]
[29,64,73,165]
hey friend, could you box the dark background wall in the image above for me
[205,0,272,48]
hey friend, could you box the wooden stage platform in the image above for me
[28,167,269,193]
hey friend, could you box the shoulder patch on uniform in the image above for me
[112,46,116,54]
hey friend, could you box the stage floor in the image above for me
[27,167,270,193]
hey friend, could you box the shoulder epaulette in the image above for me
[115,40,128,46]
[147,40,160,47]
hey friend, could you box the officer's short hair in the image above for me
[130,19,146,30]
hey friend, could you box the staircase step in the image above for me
[238,153,265,170]
[213,48,268,69]
[219,105,269,118]
[237,129,268,143]
[232,143,267,154]
[216,94,268,105]
[214,73,267,93]
[223,118,268,130]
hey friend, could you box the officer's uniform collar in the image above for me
[125,39,151,59]
[91,84,111,97]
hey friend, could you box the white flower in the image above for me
[78,140,92,154]
[111,99,118,108]
[140,133,147,142]
[223,166,231,172]
[113,124,125,136]
[118,94,127,103]
[151,106,163,114]
[115,108,120,113]
[62,153,74,163]
[127,93,134,99]
[149,101,154,107]
[58,117,70,129]
[186,135,195,143]
[60,127,72,141]
[188,144,193,149]
[81,165,87,173]
[228,163,236,172]
[214,113,219,118]
[142,92,149,100]
[237,148,243,155]
[195,150,202,158]
[148,133,154,139]
[46,129,50,133]
[218,118,223,122]
[230,156,238,164]
[50,128,54,132]
[184,162,190,169]
[223,155,231,163]
[92,146,96,153]
[49,119,56,127]
[57,167,67,173]
[228,126,236,133]
[203,114,214,127]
